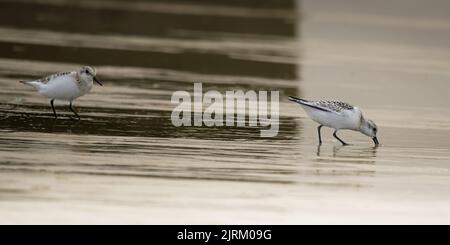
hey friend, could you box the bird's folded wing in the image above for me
[314,101,353,113]
[302,101,336,113]
[288,96,335,113]
[36,71,74,84]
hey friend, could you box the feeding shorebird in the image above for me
[20,66,102,120]
[288,96,379,146]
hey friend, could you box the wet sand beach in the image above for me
[0,0,449,224]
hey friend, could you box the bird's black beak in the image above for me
[372,136,379,146]
[93,76,103,86]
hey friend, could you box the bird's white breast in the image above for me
[39,73,91,101]
[301,105,362,130]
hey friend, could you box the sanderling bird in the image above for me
[288,96,379,146]
[20,66,102,120]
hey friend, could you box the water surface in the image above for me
[0,0,450,224]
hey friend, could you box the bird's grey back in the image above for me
[37,71,72,84]
[313,101,354,112]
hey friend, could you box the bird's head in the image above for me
[78,66,102,86]
[360,119,379,146]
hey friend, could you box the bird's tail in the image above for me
[19,80,41,90]
[288,96,308,105]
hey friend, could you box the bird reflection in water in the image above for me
[316,144,379,160]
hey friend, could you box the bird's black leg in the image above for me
[50,99,57,119]
[69,101,81,120]
[333,130,349,146]
[317,125,323,145]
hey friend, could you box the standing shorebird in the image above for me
[288,96,379,146]
[20,66,102,120]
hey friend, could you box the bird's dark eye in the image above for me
[373,128,377,133]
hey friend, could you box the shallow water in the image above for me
[0,0,450,224]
